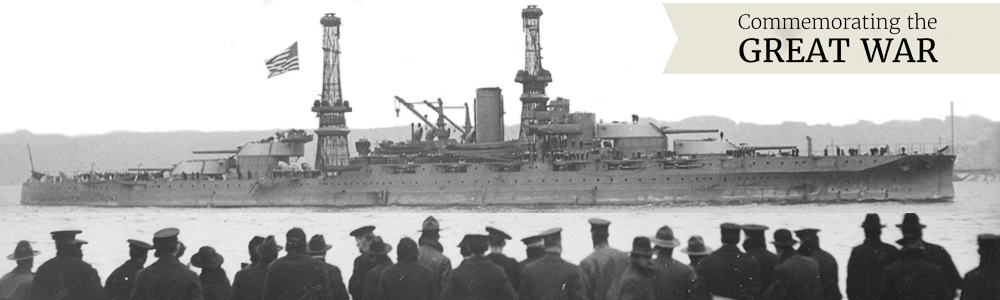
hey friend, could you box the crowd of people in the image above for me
[1,213,997,300]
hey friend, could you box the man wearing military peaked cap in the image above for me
[763,229,823,300]
[264,228,335,300]
[29,230,104,300]
[1,241,40,300]
[793,228,840,300]
[349,225,378,300]
[103,239,154,300]
[893,213,963,299]
[520,235,545,267]
[443,234,517,300]
[130,228,203,300]
[879,233,951,300]
[580,218,629,300]
[486,226,523,293]
[416,216,451,299]
[523,227,587,300]
[961,234,1000,300]
[695,223,763,300]
[846,213,899,300]
[742,224,779,291]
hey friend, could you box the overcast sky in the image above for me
[1,0,997,136]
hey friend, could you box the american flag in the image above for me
[265,42,300,78]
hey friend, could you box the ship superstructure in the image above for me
[20,8,955,207]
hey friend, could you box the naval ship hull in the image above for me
[21,154,954,207]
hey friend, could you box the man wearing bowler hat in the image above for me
[896,213,962,299]
[264,227,335,300]
[846,214,899,300]
[417,216,451,297]
[960,234,1000,300]
[308,234,349,300]
[131,228,204,300]
[579,218,630,300]
[609,237,659,300]
[191,246,229,300]
[361,236,394,300]
[104,239,154,300]
[650,226,706,300]
[29,230,104,300]
[442,234,518,300]
[681,236,713,268]
[1,241,41,300]
[520,235,545,268]
[762,229,822,300]
[349,225,378,300]
[486,226,523,293]
[695,223,763,300]
[522,228,587,300]
[742,224,778,291]
[877,235,950,300]
[230,235,281,300]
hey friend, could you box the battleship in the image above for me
[21,8,955,207]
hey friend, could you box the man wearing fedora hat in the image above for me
[230,235,281,300]
[243,236,265,270]
[846,214,899,300]
[794,228,840,300]
[131,228,204,300]
[377,237,439,300]
[29,230,104,300]
[349,225,378,300]
[416,216,451,297]
[650,226,706,300]
[960,234,1000,300]
[579,218,630,300]
[308,234,349,300]
[609,237,658,300]
[877,235,950,300]
[264,228,335,300]
[522,228,587,300]
[762,229,823,300]
[104,239,154,300]
[442,234,518,300]
[361,236,394,300]
[486,226,523,293]
[895,213,962,299]
[681,236,713,268]
[1,241,41,300]
[191,246,229,300]
[695,223,763,300]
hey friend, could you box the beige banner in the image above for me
[663,4,1000,74]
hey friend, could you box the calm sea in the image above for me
[1,182,998,297]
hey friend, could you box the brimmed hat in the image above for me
[419,216,443,232]
[681,236,713,256]
[367,236,393,255]
[588,218,611,234]
[51,230,86,245]
[794,228,821,239]
[152,228,180,251]
[861,214,886,228]
[308,234,333,254]
[977,234,1000,249]
[539,228,562,247]
[771,229,798,247]
[896,235,925,251]
[629,237,654,257]
[350,226,376,237]
[741,224,769,238]
[896,213,927,230]
[650,226,682,248]
[127,239,154,251]
[7,241,41,261]
[257,235,283,257]
[248,236,265,254]
[191,246,224,269]
[486,227,512,240]
[521,235,543,247]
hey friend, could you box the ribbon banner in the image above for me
[663,4,1000,74]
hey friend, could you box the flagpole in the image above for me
[26,144,35,172]
[950,101,955,155]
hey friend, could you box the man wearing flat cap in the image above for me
[131,228,204,300]
[794,228,840,300]
[417,216,452,298]
[29,230,104,300]
[264,227,335,300]
[895,213,962,299]
[877,235,950,300]
[1,241,41,300]
[522,228,587,300]
[361,236,394,300]
[960,234,1000,300]
[742,224,778,291]
[230,235,281,300]
[442,234,518,300]
[349,225,378,300]
[579,218,630,300]
[308,234,349,300]
[695,223,763,300]
[486,226,524,293]
[519,235,545,268]
[846,214,899,300]
[650,226,706,300]
[104,239,154,300]
[762,229,823,300]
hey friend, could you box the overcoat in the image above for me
[131,256,204,300]
[745,247,779,291]
[319,262,349,300]
[922,241,964,299]
[227,262,268,300]
[199,268,230,300]
[350,253,378,300]
[801,247,841,300]
[522,252,587,300]
[695,244,763,300]
[29,253,104,300]
[609,262,657,300]
[960,264,1000,300]
[579,244,629,300]
[418,243,452,294]
[0,269,33,300]
[377,260,439,300]
[442,256,518,300]
[878,253,950,300]
[263,253,334,300]
[487,253,523,293]
[362,257,393,300]
[763,254,823,300]
[653,256,707,300]
[846,239,899,300]
[104,260,144,300]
